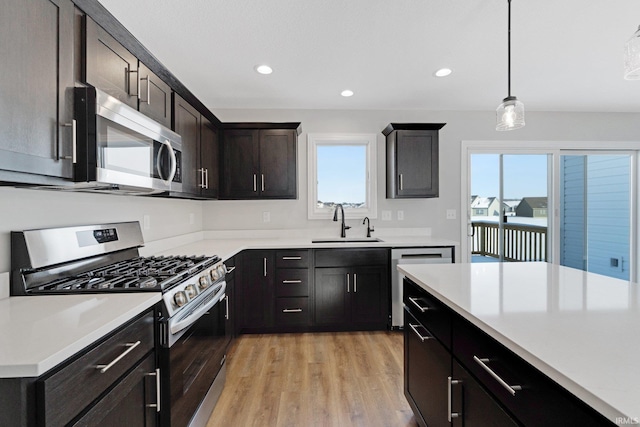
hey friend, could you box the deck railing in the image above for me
[471,221,547,262]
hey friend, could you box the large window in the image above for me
[307,133,377,219]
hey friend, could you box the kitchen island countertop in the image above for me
[398,262,640,424]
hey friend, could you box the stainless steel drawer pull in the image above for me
[282,256,302,260]
[282,280,302,284]
[283,308,303,313]
[226,266,236,274]
[399,173,404,191]
[408,297,430,312]
[261,174,265,191]
[354,273,357,293]
[473,356,522,396]
[253,174,257,192]
[447,376,461,421]
[96,341,141,373]
[408,323,433,342]
[225,295,229,320]
[346,274,350,293]
[263,258,267,277]
[146,368,161,412]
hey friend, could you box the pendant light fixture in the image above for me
[624,25,640,80]
[496,0,525,131]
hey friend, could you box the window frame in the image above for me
[307,133,377,220]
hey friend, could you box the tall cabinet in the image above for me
[0,0,75,184]
[384,123,445,199]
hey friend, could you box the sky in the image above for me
[471,154,548,199]
[317,145,366,204]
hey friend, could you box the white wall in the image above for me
[0,188,203,273]
[207,108,640,242]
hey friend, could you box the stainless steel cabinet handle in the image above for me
[263,258,267,277]
[126,66,138,96]
[140,75,151,105]
[282,256,302,260]
[282,308,303,313]
[346,274,350,293]
[198,168,206,188]
[96,341,141,373]
[408,296,430,313]
[447,376,461,421]
[473,356,522,396]
[204,168,209,189]
[354,273,357,293]
[282,280,302,284]
[261,174,265,191]
[146,368,161,412]
[225,295,229,320]
[408,323,432,342]
[225,266,236,274]
[253,174,257,192]
[61,120,77,163]
[399,173,404,191]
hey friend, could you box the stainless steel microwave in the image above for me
[69,87,182,194]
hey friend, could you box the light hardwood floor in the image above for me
[207,331,419,427]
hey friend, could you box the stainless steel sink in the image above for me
[311,238,383,243]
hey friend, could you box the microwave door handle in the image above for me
[156,140,177,185]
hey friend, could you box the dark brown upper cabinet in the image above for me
[221,123,300,200]
[0,0,75,184]
[84,16,172,128]
[383,123,446,199]
[173,93,219,199]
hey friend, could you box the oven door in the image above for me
[160,287,229,427]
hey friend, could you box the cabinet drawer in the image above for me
[275,250,309,268]
[275,268,309,296]
[39,310,155,426]
[452,316,609,426]
[276,297,310,326]
[403,278,451,350]
[315,248,388,267]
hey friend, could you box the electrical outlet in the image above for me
[262,211,271,223]
[143,215,151,230]
[382,210,392,221]
[446,209,457,220]
[397,210,404,221]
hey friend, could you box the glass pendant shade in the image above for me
[496,96,525,131]
[624,25,640,80]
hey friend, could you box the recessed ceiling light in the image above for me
[255,65,273,75]
[434,68,452,77]
[341,89,354,97]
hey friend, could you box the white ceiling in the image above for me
[97,0,640,113]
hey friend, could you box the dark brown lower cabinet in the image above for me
[72,354,158,427]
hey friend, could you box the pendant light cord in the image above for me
[507,0,512,97]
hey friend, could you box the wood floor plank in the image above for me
[207,331,419,427]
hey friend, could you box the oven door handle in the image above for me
[169,282,226,335]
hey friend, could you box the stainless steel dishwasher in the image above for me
[391,247,454,328]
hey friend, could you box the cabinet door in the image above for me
[314,267,350,325]
[259,129,297,198]
[350,266,388,325]
[0,0,74,181]
[85,17,138,109]
[395,130,438,198]
[173,94,200,195]
[199,117,220,199]
[72,354,158,427]
[240,251,274,329]
[221,129,259,199]
[450,360,517,427]
[404,309,450,427]
[138,62,171,128]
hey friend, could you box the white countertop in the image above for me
[397,262,640,424]
[0,293,160,378]
[152,235,459,260]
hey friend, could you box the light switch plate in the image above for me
[446,209,457,220]
[382,210,392,221]
[397,210,404,221]
[262,211,271,223]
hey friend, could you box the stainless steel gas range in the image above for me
[11,221,230,427]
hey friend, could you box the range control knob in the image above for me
[198,276,209,290]
[185,284,197,299]
[218,265,227,276]
[173,291,187,307]
[210,269,220,281]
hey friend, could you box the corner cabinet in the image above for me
[173,93,219,198]
[0,0,75,184]
[383,123,445,199]
[221,123,300,200]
